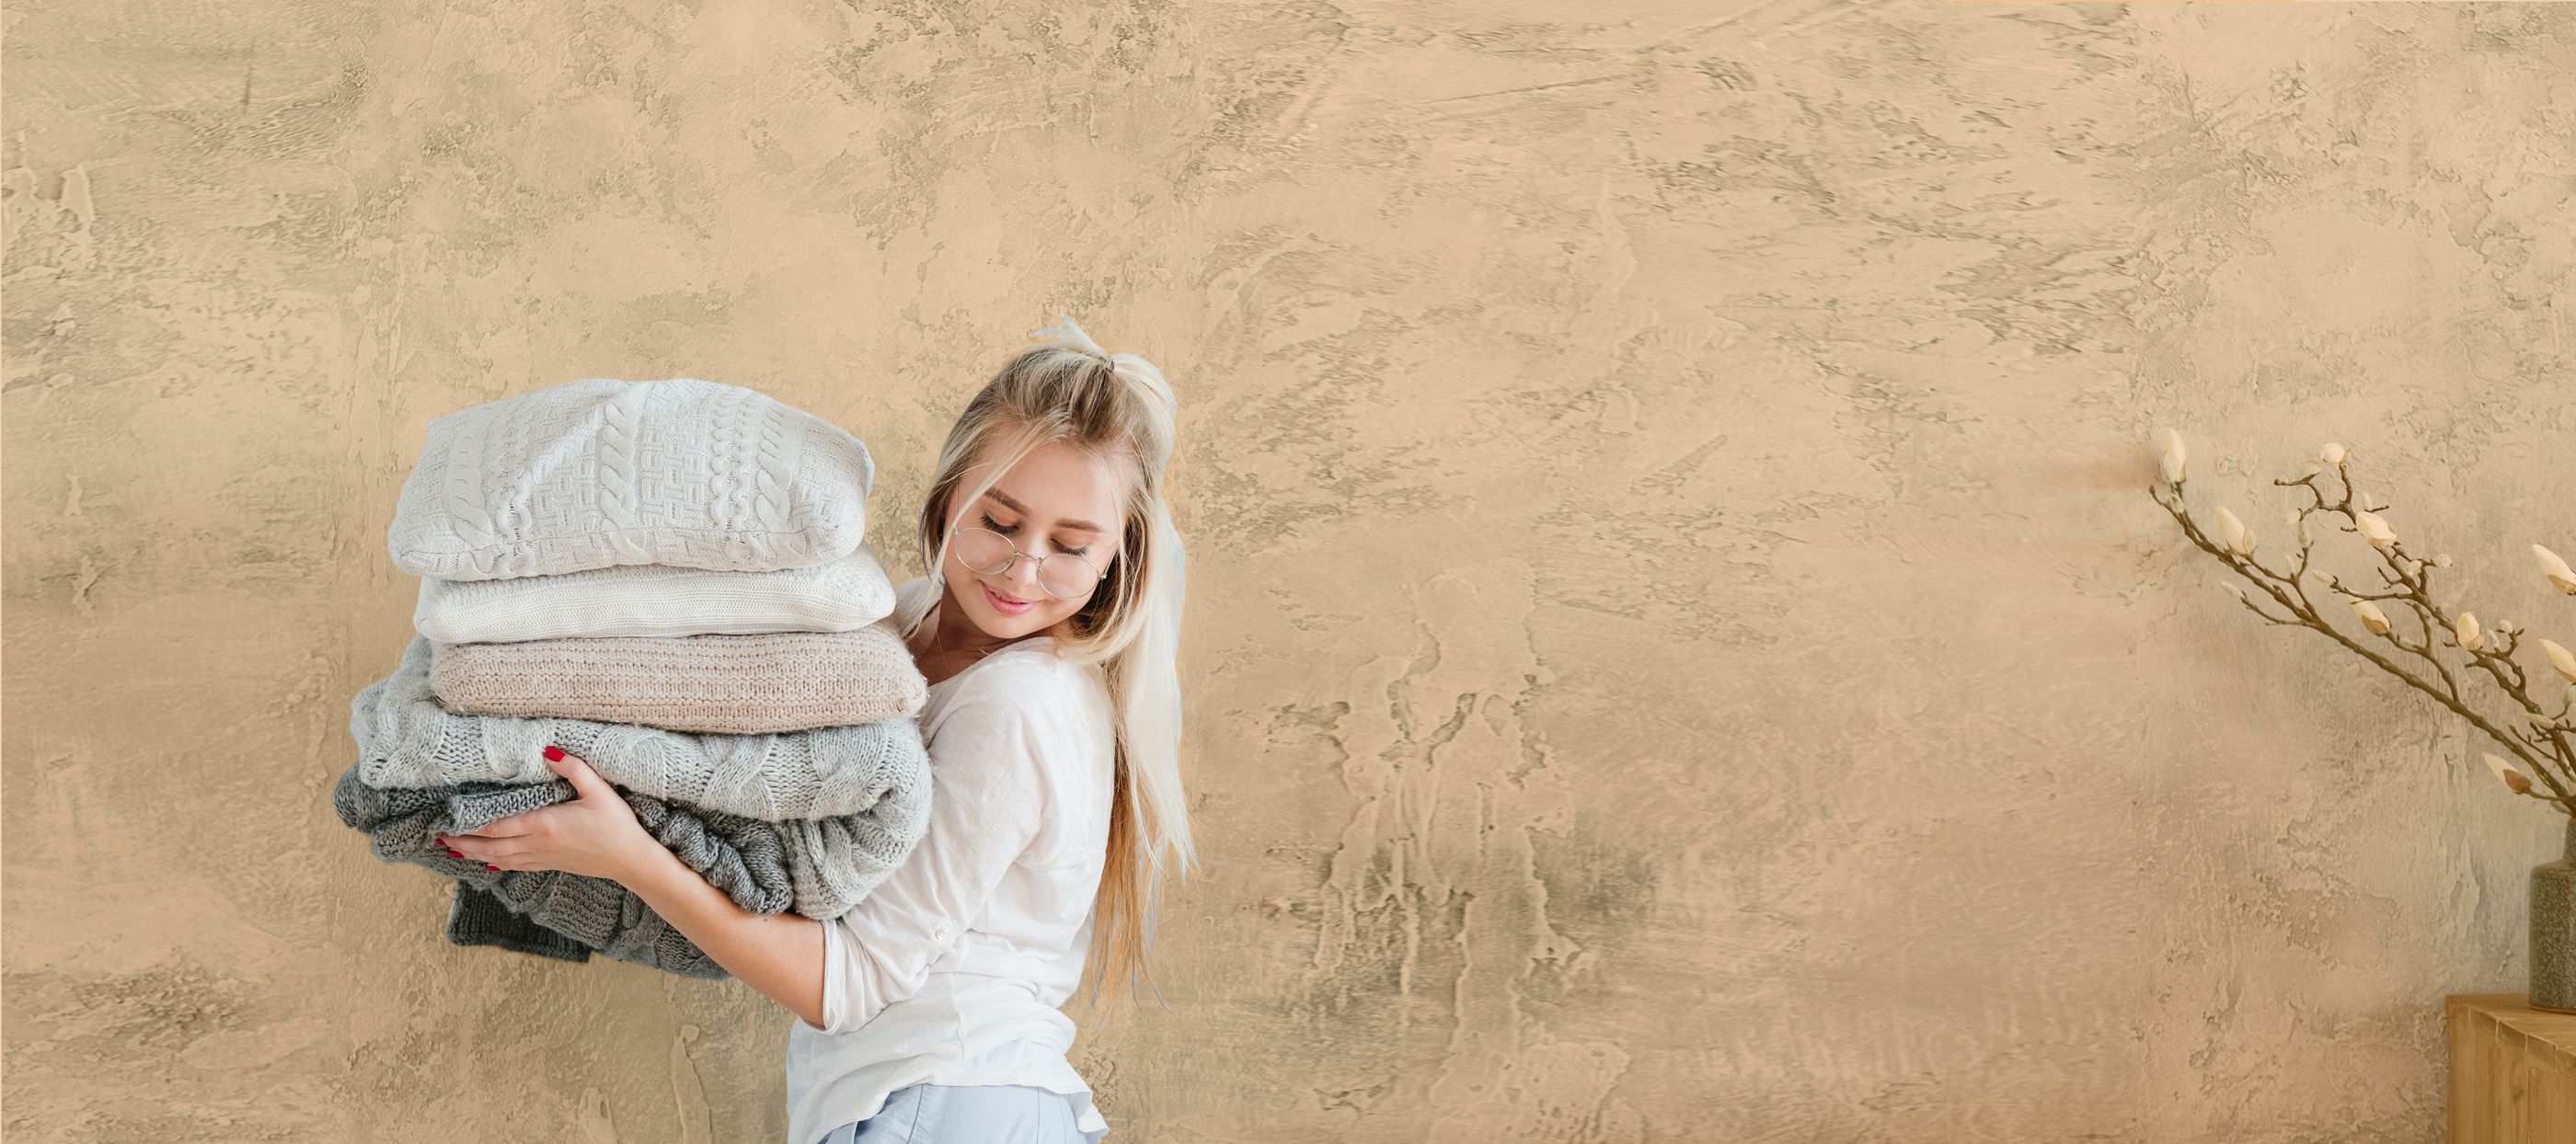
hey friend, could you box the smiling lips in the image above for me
[982,581,1036,612]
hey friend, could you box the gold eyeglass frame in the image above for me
[949,525,1106,600]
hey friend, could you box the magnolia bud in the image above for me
[2432,554,2453,568]
[2354,510,2398,551]
[2486,752,2536,795]
[2457,612,2485,652]
[2160,429,2189,485]
[2543,638,2576,686]
[2321,441,2349,466]
[2352,599,2393,635]
[2534,544,2576,595]
[2223,582,2248,603]
[2217,507,2257,556]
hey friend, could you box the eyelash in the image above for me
[982,513,1089,556]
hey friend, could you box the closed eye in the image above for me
[982,513,1090,557]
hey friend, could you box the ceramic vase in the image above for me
[2532,817,2576,1012]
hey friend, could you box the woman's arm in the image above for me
[558,684,1050,1035]
[622,843,828,1027]
[441,747,833,1026]
[801,685,1053,1034]
[450,678,1063,1035]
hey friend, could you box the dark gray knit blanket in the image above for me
[329,758,929,979]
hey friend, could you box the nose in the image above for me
[1004,555,1047,597]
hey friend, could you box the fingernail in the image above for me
[445,850,464,859]
[543,746,565,761]
[484,864,500,871]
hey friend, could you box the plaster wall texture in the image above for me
[6,2,2574,1141]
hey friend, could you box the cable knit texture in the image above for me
[352,635,927,821]
[428,620,928,734]
[387,377,877,582]
[328,761,931,978]
[414,539,900,644]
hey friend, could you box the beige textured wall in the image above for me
[7,1,2575,1141]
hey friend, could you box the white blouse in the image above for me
[782,609,1117,1144]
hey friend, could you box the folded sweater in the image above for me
[352,635,927,821]
[428,620,927,735]
[329,761,930,978]
[413,541,901,645]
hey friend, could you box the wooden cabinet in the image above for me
[2449,994,2576,1142]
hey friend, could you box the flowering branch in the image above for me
[2148,430,2576,817]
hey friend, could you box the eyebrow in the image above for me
[983,487,1105,534]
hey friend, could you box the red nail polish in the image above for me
[543,746,565,761]
[446,850,464,859]
[484,864,500,871]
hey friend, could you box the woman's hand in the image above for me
[437,748,661,884]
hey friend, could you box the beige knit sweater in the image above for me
[428,618,927,735]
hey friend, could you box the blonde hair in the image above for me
[891,311,1196,1015]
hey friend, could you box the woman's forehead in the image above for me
[969,441,1121,525]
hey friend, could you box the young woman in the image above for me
[434,315,1196,1143]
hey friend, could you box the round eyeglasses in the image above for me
[950,526,1105,601]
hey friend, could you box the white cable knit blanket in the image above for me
[387,377,877,582]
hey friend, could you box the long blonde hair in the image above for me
[890,311,1195,1014]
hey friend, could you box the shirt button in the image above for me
[933,925,948,941]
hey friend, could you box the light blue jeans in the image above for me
[821,1082,1091,1143]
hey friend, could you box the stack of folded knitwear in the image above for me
[331,376,936,980]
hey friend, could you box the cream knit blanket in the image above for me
[428,621,927,735]
[413,540,900,645]
[353,635,926,821]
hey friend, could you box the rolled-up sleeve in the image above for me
[804,686,1050,1035]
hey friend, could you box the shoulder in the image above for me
[942,647,1110,732]
[925,650,1111,825]
[926,649,1111,800]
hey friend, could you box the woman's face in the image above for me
[940,439,1123,642]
